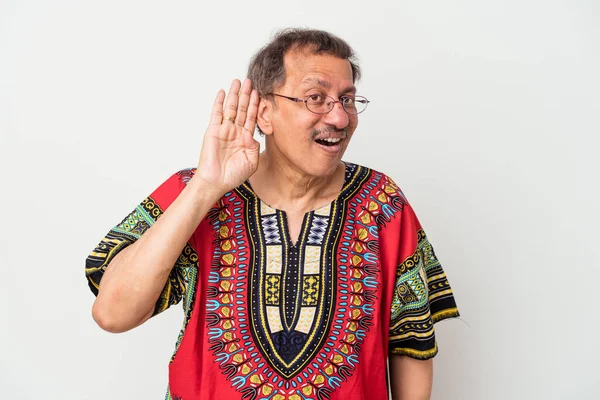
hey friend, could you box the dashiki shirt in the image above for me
[85,162,459,400]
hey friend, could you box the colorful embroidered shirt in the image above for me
[85,162,460,400]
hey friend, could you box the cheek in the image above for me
[280,107,320,131]
[295,114,323,143]
[304,113,323,130]
[342,117,358,143]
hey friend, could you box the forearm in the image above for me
[389,355,433,400]
[92,176,223,333]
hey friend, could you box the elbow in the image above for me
[91,300,133,334]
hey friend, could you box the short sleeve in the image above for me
[389,202,460,360]
[85,168,199,317]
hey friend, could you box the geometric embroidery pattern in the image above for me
[301,275,319,306]
[389,229,460,359]
[307,215,328,245]
[262,214,281,244]
[199,163,403,399]
[266,274,281,305]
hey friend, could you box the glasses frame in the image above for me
[267,93,370,115]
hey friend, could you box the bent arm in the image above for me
[389,355,433,400]
[91,177,222,333]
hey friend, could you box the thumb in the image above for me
[243,127,260,152]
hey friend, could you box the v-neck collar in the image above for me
[279,209,311,248]
[237,162,358,249]
[234,161,365,251]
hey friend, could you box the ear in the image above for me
[257,98,274,135]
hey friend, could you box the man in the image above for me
[86,28,459,400]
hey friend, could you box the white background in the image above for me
[1,1,598,399]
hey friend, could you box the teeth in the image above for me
[322,138,341,143]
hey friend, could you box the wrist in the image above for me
[187,175,226,204]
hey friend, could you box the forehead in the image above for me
[282,49,354,88]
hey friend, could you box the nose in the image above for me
[323,101,350,130]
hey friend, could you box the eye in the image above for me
[341,96,355,105]
[307,94,325,103]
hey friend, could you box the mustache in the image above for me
[310,127,349,140]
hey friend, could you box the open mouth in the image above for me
[315,138,343,147]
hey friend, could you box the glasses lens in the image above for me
[306,94,330,114]
[306,94,369,114]
[343,96,368,114]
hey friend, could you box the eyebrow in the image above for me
[301,77,356,94]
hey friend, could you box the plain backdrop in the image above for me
[0,1,598,399]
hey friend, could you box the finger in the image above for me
[234,79,252,127]
[243,89,260,134]
[223,79,241,122]
[209,90,226,126]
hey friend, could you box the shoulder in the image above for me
[345,161,408,203]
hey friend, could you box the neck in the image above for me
[249,148,344,214]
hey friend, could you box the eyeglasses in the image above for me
[267,93,370,115]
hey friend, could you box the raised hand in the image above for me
[194,79,260,194]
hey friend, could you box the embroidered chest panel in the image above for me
[204,164,406,399]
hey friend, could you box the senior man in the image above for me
[86,28,459,400]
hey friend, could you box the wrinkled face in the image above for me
[259,50,359,178]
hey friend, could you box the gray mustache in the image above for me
[311,127,348,140]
